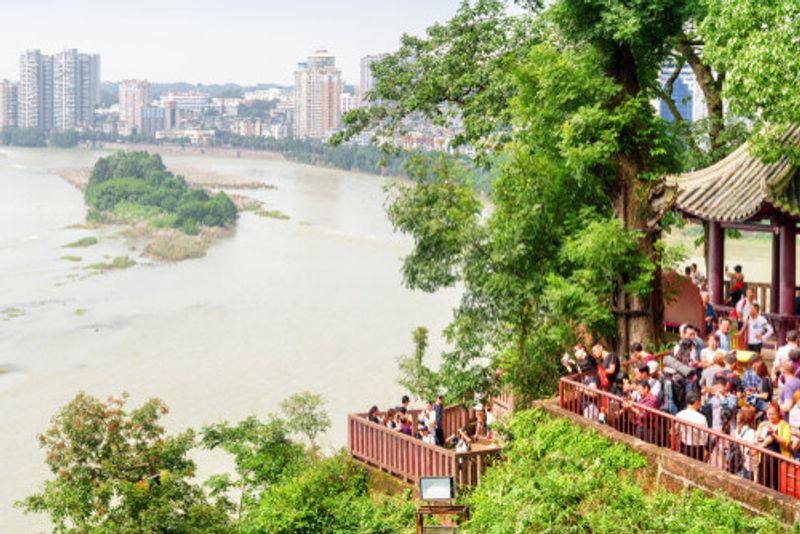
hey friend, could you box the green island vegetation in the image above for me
[1,307,25,321]
[255,208,290,220]
[19,391,414,533]
[60,255,82,262]
[79,151,238,261]
[85,151,237,235]
[63,236,97,248]
[86,256,136,270]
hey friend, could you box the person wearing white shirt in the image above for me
[745,303,773,354]
[735,288,756,325]
[676,390,708,461]
[773,330,799,382]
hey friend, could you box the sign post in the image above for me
[415,476,468,534]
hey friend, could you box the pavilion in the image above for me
[664,124,800,343]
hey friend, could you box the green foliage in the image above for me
[702,0,800,135]
[279,392,331,451]
[245,452,415,534]
[200,417,306,524]
[18,392,231,533]
[0,126,47,147]
[396,326,440,402]
[465,409,784,533]
[49,130,80,148]
[63,236,98,248]
[87,256,136,270]
[85,152,237,234]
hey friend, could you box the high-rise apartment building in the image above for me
[0,80,18,127]
[18,49,53,129]
[293,50,342,139]
[119,80,151,135]
[18,49,99,130]
[359,54,385,104]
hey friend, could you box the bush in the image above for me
[465,409,785,533]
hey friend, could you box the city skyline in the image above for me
[0,0,464,86]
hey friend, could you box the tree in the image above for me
[18,392,231,533]
[200,417,305,530]
[279,392,331,452]
[396,326,440,402]
[334,0,688,401]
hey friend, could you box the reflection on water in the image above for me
[0,147,459,531]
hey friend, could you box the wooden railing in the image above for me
[347,406,501,486]
[559,376,800,498]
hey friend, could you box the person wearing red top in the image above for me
[623,380,659,444]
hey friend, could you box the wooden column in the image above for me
[771,227,781,314]
[708,221,724,306]
[780,220,796,316]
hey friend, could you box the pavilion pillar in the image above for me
[780,220,796,315]
[771,227,780,314]
[708,221,724,306]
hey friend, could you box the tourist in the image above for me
[700,334,724,367]
[418,423,436,446]
[676,389,709,461]
[701,292,716,335]
[716,318,732,352]
[691,263,704,286]
[757,402,792,490]
[485,403,495,434]
[744,303,773,354]
[789,390,800,460]
[399,413,413,436]
[681,325,704,361]
[751,359,773,417]
[726,264,745,307]
[741,354,760,397]
[699,353,725,391]
[779,362,800,421]
[474,406,488,438]
[595,343,622,395]
[401,395,411,412]
[773,330,799,383]
[730,405,758,480]
[422,400,436,430]
[383,408,397,430]
[622,380,658,444]
[629,342,655,365]
[734,287,756,324]
[433,395,445,446]
[719,352,744,396]
[700,376,738,431]
[368,405,380,424]
[453,426,472,453]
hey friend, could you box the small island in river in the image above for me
[63,151,244,261]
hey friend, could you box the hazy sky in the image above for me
[0,0,465,86]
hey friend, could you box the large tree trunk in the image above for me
[605,45,664,353]
[679,37,724,152]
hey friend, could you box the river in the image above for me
[0,147,459,531]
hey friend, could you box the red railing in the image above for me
[347,406,500,486]
[559,376,800,498]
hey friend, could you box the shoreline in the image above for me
[99,142,289,162]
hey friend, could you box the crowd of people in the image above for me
[563,325,800,491]
[365,394,495,453]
